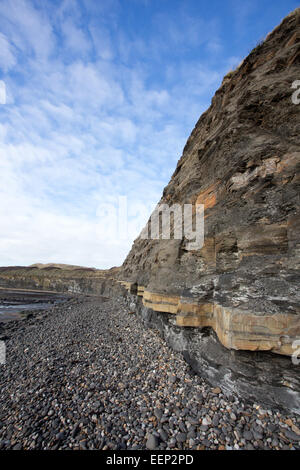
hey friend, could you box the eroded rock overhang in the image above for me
[113,282,299,357]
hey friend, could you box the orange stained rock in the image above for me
[138,289,300,357]
[195,182,219,213]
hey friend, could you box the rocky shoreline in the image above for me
[0,289,72,322]
[0,296,299,450]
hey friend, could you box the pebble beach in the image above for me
[0,296,299,451]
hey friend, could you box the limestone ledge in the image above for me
[115,281,300,357]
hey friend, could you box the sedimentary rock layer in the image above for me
[114,284,299,356]
[0,265,119,295]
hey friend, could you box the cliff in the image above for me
[0,265,120,295]
[109,9,300,413]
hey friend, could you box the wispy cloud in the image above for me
[0,32,16,71]
[0,0,55,59]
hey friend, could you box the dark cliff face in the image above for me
[119,9,300,357]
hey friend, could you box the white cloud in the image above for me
[61,20,91,54]
[0,33,16,71]
[0,81,6,104]
[89,26,114,61]
[41,100,74,120]
[0,0,55,59]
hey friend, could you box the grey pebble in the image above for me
[176,432,187,443]
[284,430,300,442]
[146,434,159,450]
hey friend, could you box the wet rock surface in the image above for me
[0,298,299,450]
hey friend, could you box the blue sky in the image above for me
[0,0,298,268]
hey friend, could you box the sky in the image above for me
[0,0,298,269]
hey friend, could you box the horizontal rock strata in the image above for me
[113,284,299,356]
[0,266,119,295]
